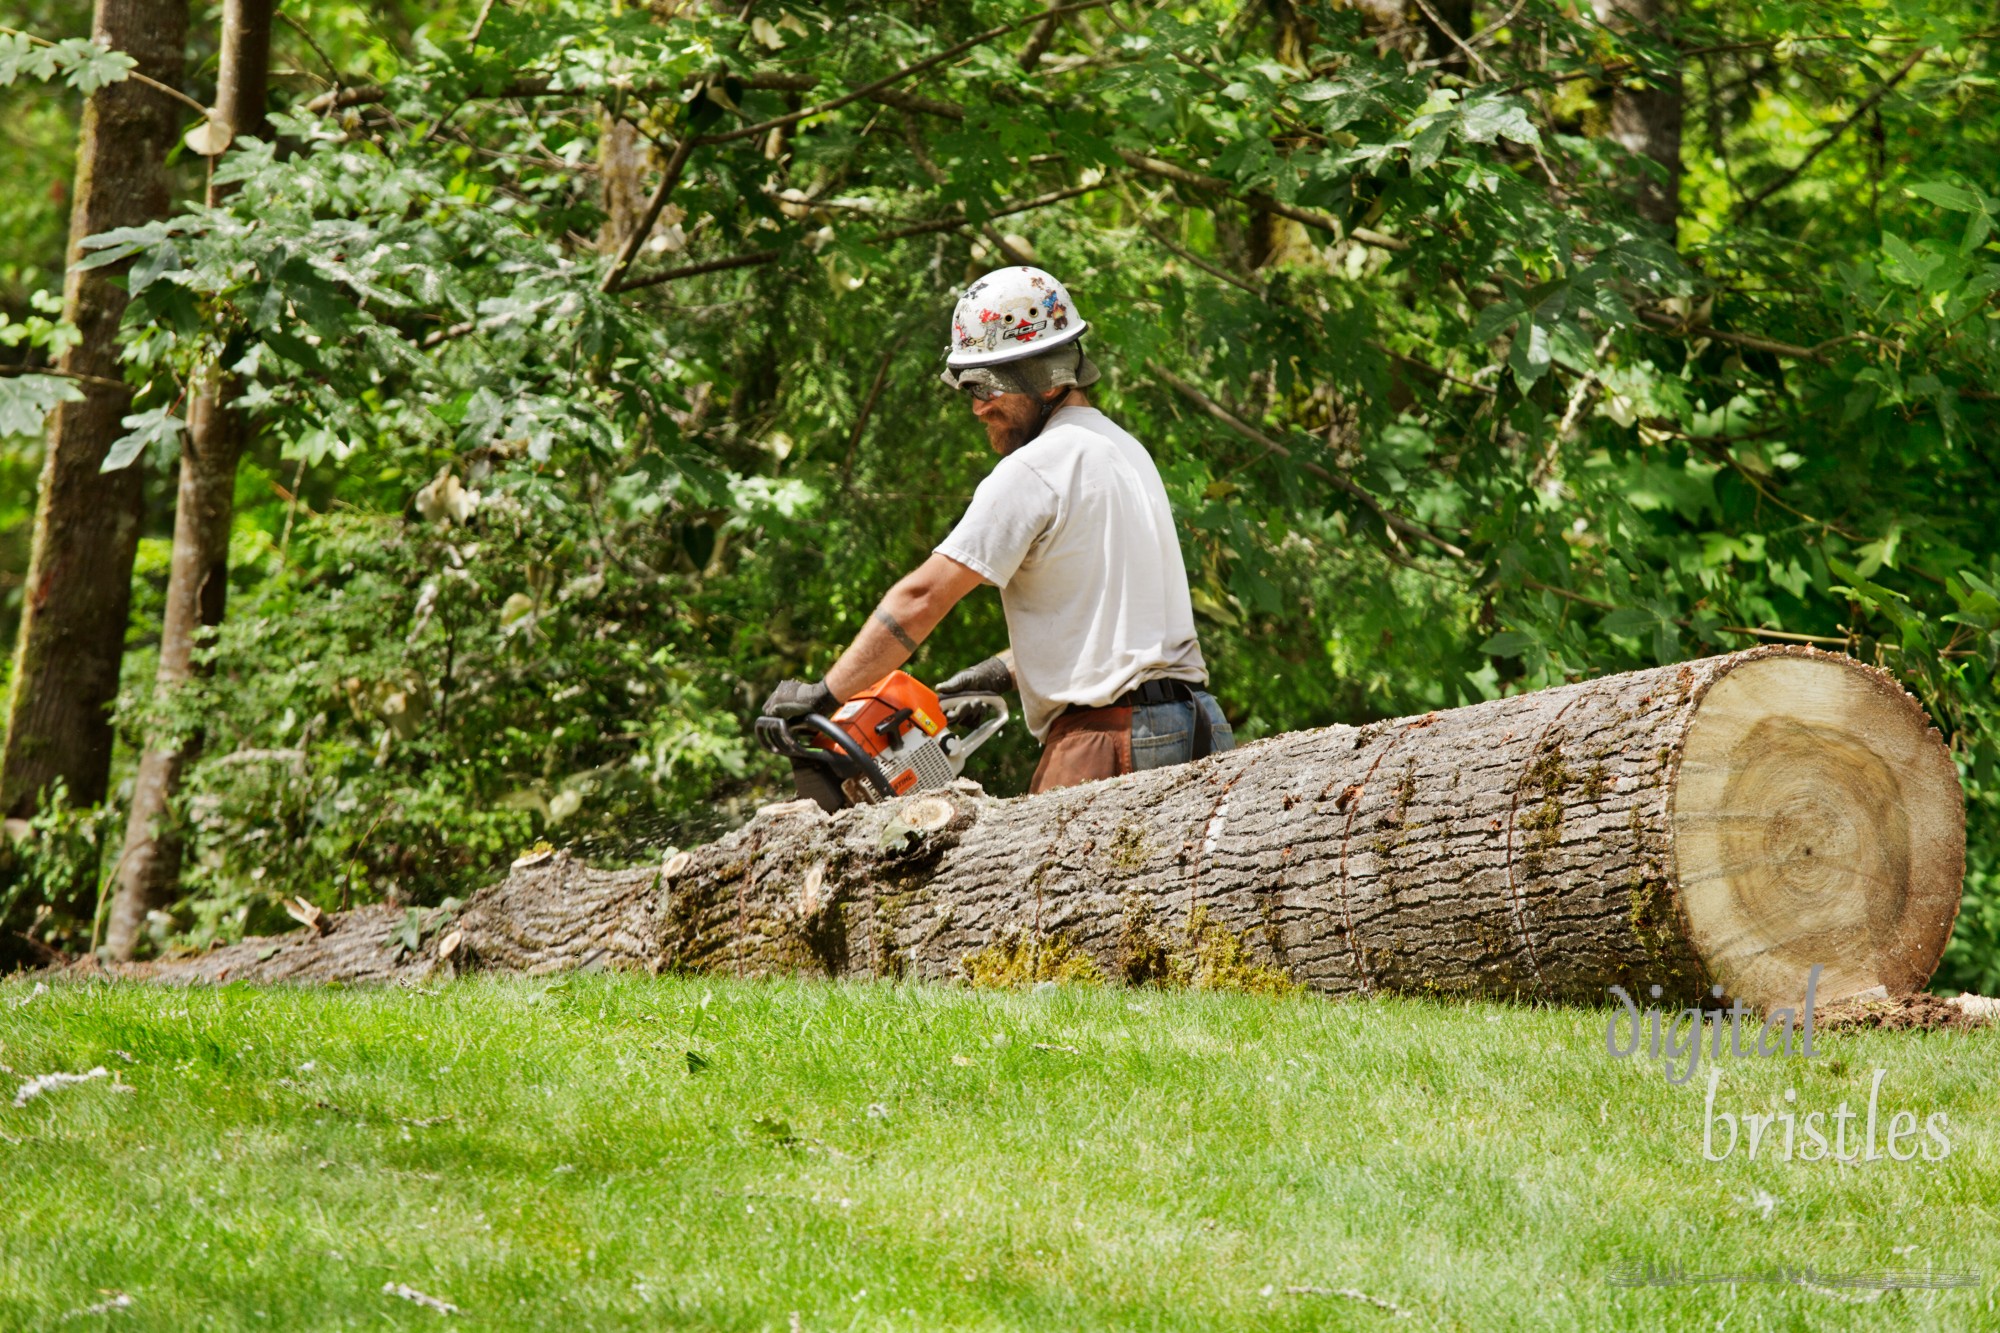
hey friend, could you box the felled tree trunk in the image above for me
[97,648,1963,1010]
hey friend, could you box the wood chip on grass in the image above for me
[13,1067,110,1107]
[60,1291,132,1320]
[1265,1283,1411,1317]
[383,1282,459,1315]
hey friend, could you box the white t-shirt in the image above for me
[934,404,1207,740]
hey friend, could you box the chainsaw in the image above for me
[754,670,1009,813]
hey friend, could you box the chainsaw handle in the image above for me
[937,692,1008,773]
[755,713,896,801]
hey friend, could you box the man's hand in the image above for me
[761,678,838,720]
[935,655,1014,697]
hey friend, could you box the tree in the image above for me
[104,0,274,961]
[1,0,188,819]
[1,0,1993,999]
[1594,0,1684,229]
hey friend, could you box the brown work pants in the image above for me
[1028,705,1134,794]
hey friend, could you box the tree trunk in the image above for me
[96,648,1964,1011]
[1593,0,1683,230]
[0,0,189,819]
[598,110,651,257]
[104,0,272,961]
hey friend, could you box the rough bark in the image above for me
[104,0,272,960]
[1,0,189,819]
[104,378,246,957]
[87,649,1964,1012]
[1593,0,1684,229]
[598,112,652,257]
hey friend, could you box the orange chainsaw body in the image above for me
[816,671,948,795]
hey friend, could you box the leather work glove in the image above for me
[934,656,1014,697]
[762,678,838,720]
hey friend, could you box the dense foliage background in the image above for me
[2,0,1996,989]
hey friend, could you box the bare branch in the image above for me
[0,365,126,391]
[693,0,1117,148]
[869,181,1104,241]
[844,330,916,487]
[276,11,343,89]
[1116,150,1409,251]
[600,133,699,292]
[468,0,501,47]
[1736,47,1930,217]
[301,70,964,120]
[0,24,211,119]
[303,83,385,112]
[1636,309,1827,362]
[1148,361,1469,560]
[861,85,965,120]
[611,248,783,295]
[1018,1,1062,72]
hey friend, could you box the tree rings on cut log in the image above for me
[1672,653,1964,1008]
[898,796,956,834]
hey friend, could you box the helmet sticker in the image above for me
[945,266,1086,366]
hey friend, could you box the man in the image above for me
[762,265,1232,793]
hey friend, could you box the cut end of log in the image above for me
[898,796,956,834]
[1672,652,1964,1008]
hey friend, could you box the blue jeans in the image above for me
[1129,691,1236,772]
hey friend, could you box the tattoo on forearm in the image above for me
[873,607,920,654]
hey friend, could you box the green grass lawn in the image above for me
[0,973,1992,1331]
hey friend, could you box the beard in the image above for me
[984,409,1033,456]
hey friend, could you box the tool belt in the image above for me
[1067,677,1214,760]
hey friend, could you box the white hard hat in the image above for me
[945,266,1087,368]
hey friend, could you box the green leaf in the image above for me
[128,240,181,295]
[101,406,183,471]
[1459,96,1540,147]
[1852,522,1902,579]
[1509,320,1552,388]
[0,32,59,86]
[1480,629,1537,658]
[261,330,325,373]
[61,41,135,95]
[284,426,350,465]
[1907,181,1986,213]
[1881,234,1941,287]
[0,374,84,437]
[400,908,425,954]
[1960,568,2000,606]
[1960,208,1992,255]
[1471,299,1522,343]
[1599,607,1657,638]
[1408,119,1450,173]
